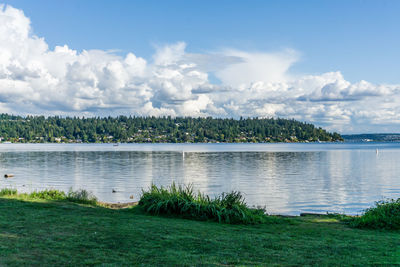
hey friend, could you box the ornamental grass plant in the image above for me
[138,183,267,224]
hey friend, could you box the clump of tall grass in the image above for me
[138,183,267,224]
[29,189,67,200]
[66,189,98,205]
[350,198,400,230]
[0,188,17,196]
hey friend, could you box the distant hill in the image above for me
[342,133,400,142]
[0,114,342,143]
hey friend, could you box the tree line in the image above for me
[0,114,342,143]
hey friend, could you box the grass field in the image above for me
[0,194,399,266]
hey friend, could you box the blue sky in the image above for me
[5,0,400,83]
[0,1,400,133]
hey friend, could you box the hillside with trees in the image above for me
[0,114,342,143]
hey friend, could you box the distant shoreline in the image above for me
[2,140,400,144]
[342,133,400,142]
[0,140,342,144]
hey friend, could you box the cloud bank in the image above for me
[1,4,399,133]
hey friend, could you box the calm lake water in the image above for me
[1,143,399,215]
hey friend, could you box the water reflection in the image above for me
[0,143,399,215]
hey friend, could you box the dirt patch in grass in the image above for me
[98,201,138,209]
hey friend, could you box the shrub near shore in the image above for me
[350,198,400,230]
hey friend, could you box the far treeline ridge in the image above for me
[0,114,342,143]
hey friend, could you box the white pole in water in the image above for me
[182,150,185,160]
[376,148,379,154]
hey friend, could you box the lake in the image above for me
[0,143,399,215]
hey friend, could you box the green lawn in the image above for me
[0,196,399,266]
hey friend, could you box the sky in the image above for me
[0,0,400,133]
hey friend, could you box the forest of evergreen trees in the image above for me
[0,114,342,143]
